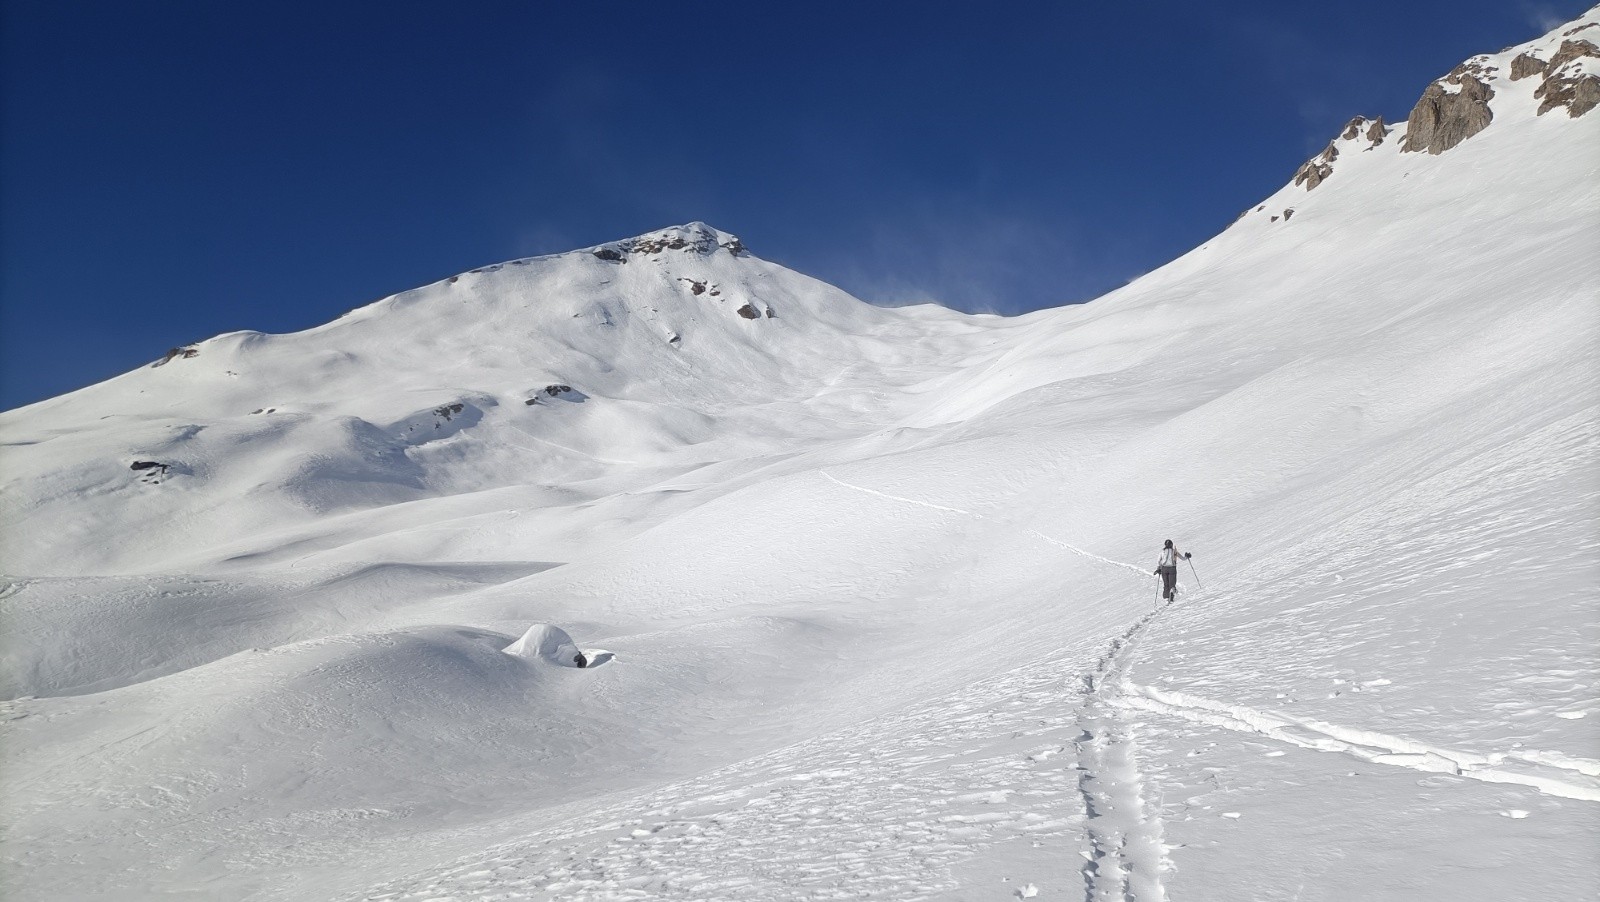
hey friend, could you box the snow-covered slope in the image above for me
[0,221,1007,578]
[2,10,1598,902]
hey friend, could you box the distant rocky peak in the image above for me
[590,222,747,263]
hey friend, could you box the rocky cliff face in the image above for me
[1528,38,1600,117]
[1400,59,1497,155]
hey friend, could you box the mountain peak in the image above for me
[589,222,747,262]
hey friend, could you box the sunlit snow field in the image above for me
[3,14,1598,902]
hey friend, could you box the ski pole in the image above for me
[1186,555,1202,589]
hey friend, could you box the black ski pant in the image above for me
[1158,565,1177,599]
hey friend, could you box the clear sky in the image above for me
[1,0,1587,409]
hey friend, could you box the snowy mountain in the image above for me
[3,9,1598,902]
[0,220,1005,579]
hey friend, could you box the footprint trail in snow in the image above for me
[822,471,1175,902]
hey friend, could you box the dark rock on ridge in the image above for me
[589,224,748,263]
[525,385,583,405]
[130,460,174,484]
[1511,52,1549,80]
[1291,116,1388,191]
[1547,37,1600,70]
[1365,116,1389,145]
[1402,62,1496,154]
[1293,147,1335,190]
[152,347,200,367]
[1534,40,1600,117]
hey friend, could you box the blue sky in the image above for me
[0,0,1586,409]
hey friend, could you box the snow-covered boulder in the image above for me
[502,623,585,667]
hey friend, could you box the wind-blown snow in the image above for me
[2,12,1598,902]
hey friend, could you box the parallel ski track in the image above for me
[820,471,1171,902]
[1116,684,1600,803]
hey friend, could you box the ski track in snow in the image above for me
[1074,606,1172,902]
[821,471,1170,902]
[818,472,1148,578]
[817,469,1600,898]
[1117,684,1600,803]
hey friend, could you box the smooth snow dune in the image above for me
[0,561,555,699]
[1,614,862,900]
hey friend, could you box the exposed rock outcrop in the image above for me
[525,385,584,405]
[152,347,200,367]
[1534,39,1600,117]
[1293,138,1338,190]
[130,460,173,484]
[1401,63,1496,154]
[1538,73,1600,116]
[588,223,748,263]
[1292,157,1334,190]
[1237,10,1596,230]
[1291,116,1389,192]
[1549,37,1600,70]
[1365,116,1389,145]
[1511,52,1548,80]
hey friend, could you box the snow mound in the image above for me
[503,623,586,667]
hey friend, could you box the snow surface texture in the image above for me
[3,11,1599,901]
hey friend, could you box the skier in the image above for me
[1154,539,1190,601]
